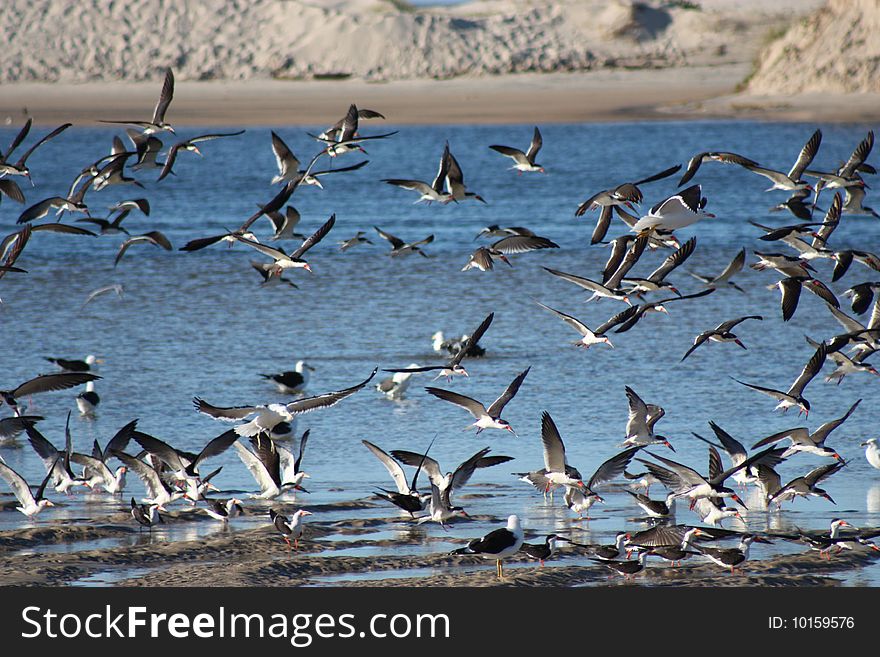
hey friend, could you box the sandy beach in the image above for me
[2,495,878,587]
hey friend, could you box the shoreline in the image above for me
[3,66,879,127]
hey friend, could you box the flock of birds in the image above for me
[2,67,880,584]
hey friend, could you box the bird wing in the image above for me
[233,441,277,493]
[526,126,543,163]
[540,412,567,473]
[285,367,377,415]
[788,129,822,181]
[606,234,649,289]
[713,248,746,284]
[449,447,498,492]
[535,301,594,338]
[680,331,713,362]
[191,428,239,473]
[839,130,874,178]
[294,429,310,474]
[132,432,188,472]
[788,342,827,396]
[490,235,559,254]
[811,399,861,444]
[425,387,487,419]
[634,164,682,186]
[2,119,31,162]
[449,312,494,367]
[151,68,175,125]
[707,421,747,461]
[543,267,608,295]
[486,366,531,416]
[271,131,300,178]
[290,213,336,259]
[114,452,168,498]
[804,461,844,487]
[678,153,708,187]
[363,440,413,494]
[779,277,803,322]
[647,236,696,282]
[14,123,72,167]
[373,226,405,249]
[624,386,649,438]
[389,449,444,489]
[587,447,640,490]
[0,461,37,507]
[715,315,763,333]
[488,145,528,165]
[12,372,101,399]
[193,397,259,421]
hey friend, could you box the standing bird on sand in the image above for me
[76,380,100,416]
[425,367,530,435]
[270,508,312,551]
[489,127,544,173]
[451,514,524,579]
[130,497,164,530]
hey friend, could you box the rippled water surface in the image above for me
[1,120,878,584]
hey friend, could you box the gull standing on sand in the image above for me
[452,514,524,579]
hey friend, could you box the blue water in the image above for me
[1,120,879,583]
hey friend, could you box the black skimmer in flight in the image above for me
[513,463,582,499]
[16,178,92,224]
[462,233,558,271]
[623,386,673,451]
[425,366,530,435]
[842,282,880,315]
[260,361,315,394]
[339,231,373,251]
[0,121,71,186]
[113,452,186,507]
[385,312,493,380]
[0,179,24,205]
[77,208,134,236]
[751,399,859,461]
[574,164,681,244]
[690,421,787,488]
[309,104,397,157]
[251,261,300,289]
[80,284,123,310]
[317,106,386,141]
[1,371,100,416]
[235,213,336,275]
[383,142,452,205]
[622,235,696,296]
[521,534,559,566]
[269,508,312,551]
[534,300,616,348]
[156,130,246,181]
[44,355,102,372]
[770,189,816,221]
[23,416,87,495]
[442,143,487,204]
[132,429,239,500]
[0,415,42,446]
[362,439,431,517]
[742,129,822,192]
[99,68,176,134]
[637,444,780,510]
[768,462,846,508]
[678,151,757,186]
[114,231,173,267]
[233,431,310,500]
[264,206,306,242]
[631,185,714,233]
[391,445,513,503]
[130,497,164,530]
[842,186,878,217]
[0,455,55,517]
[861,438,880,471]
[474,225,537,240]
[564,449,640,520]
[69,419,136,494]
[270,131,368,187]
[751,251,815,278]
[542,234,649,305]
[831,249,880,282]
[489,126,544,173]
[680,315,763,362]
[694,534,770,574]
[732,342,827,416]
[606,289,715,334]
[804,334,878,383]
[417,482,469,528]
[194,367,377,437]
[451,514,524,579]
[373,226,434,257]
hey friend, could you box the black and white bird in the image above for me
[534,301,616,348]
[203,497,244,522]
[234,213,336,275]
[269,508,312,551]
[339,231,373,251]
[773,276,839,322]
[694,534,771,574]
[390,445,513,502]
[114,231,173,267]
[383,143,453,205]
[375,365,420,400]
[99,68,176,134]
[69,419,136,494]
[680,315,763,362]
[425,367,530,435]
[156,130,246,181]
[114,452,186,507]
[733,342,827,416]
[373,226,434,257]
[489,127,544,173]
[742,129,822,192]
[443,143,486,204]
[521,534,559,566]
[234,432,311,500]
[623,386,674,451]
[592,550,651,580]
[631,185,714,233]
[194,367,377,437]
[75,380,100,416]
[260,361,315,394]
[622,235,696,296]
[451,514,524,579]
[309,104,397,157]
[45,354,102,373]
[678,151,757,186]
[768,462,846,508]
[269,131,368,187]
[751,399,858,461]
[461,233,558,271]
[130,497,164,530]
